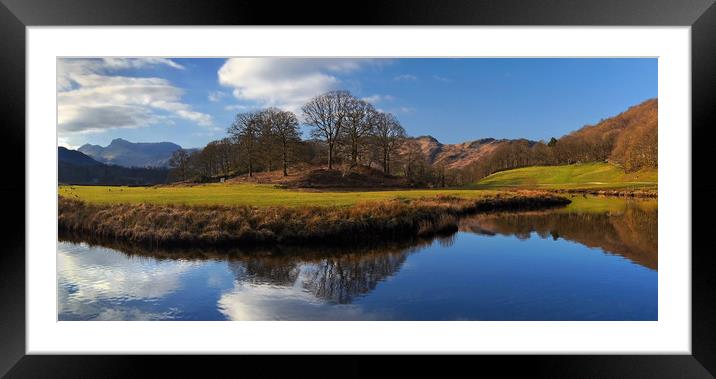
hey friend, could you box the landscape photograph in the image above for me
[57,57,658,321]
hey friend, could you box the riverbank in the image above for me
[552,188,657,198]
[58,192,571,248]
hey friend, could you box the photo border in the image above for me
[2,0,716,377]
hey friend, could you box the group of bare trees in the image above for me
[168,138,237,182]
[227,107,301,177]
[168,90,408,182]
[302,90,406,172]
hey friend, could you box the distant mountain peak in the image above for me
[405,135,506,170]
[77,138,184,168]
[110,138,130,144]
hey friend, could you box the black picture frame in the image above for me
[2,0,715,377]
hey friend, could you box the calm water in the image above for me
[58,198,657,321]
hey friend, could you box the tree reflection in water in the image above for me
[459,201,657,270]
[224,243,426,304]
[59,198,657,315]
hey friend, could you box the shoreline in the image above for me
[58,193,571,249]
[551,188,657,198]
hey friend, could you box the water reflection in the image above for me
[58,238,429,320]
[57,198,657,320]
[57,243,197,320]
[229,250,410,304]
[460,201,658,270]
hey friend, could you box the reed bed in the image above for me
[58,193,570,248]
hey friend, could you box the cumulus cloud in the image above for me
[217,58,375,112]
[57,58,212,138]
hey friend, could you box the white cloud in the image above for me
[208,90,227,102]
[102,57,185,70]
[58,136,78,150]
[361,94,395,104]
[393,74,417,81]
[217,58,375,112]
[57,58,212,138]
[224,104,256,112]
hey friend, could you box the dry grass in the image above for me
[58,192,571,248]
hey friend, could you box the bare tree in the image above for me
[373,112,406,175]
[168,148,191,181]
[228,111,260,177]
[302,90,352,170]
[265,108,301,176]
[216,137,234,176]
[342,96,376,167]
[400,139,427,182]
[256,110,279,172]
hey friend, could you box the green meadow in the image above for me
[59,183,505,207]
[472,163,657,190]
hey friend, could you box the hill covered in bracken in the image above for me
[556,98,657,172]
[462,98,658,181]
[405,136,511,170]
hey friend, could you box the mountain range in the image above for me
[59,147,169,185]
[78,138,190,168]
[408,136,516,170]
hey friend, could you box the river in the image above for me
[57,197,657,321]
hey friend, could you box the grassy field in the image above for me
[472,163,657,190]
[59,183,507,207]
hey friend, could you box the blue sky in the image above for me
[57,58,657,149]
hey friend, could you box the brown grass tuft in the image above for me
[58,193,570,248]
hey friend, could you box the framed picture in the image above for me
[3,0,715,376]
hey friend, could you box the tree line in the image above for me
[169,90,417,183]
[168,93,657,186]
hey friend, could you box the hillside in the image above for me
[474,163,657,190]
[404,100,655,175]
[223,165,412,189]
[408,136,511,169]
[555,98,657,170]
[58,146,102,166]
[78,138,191,168]
[461,98,658,181]
[59,147,169,185]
